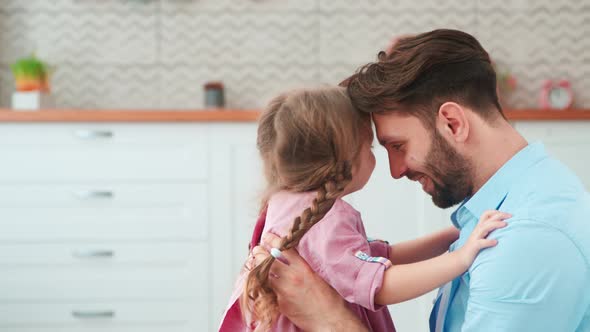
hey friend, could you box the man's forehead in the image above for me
[372,111,412,122]
[374,121,406,144]
[372,112,423,143]
[372,112,408,131]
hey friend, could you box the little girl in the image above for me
[219,86,508,331]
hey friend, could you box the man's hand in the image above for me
[248,233,369,332]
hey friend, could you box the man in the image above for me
[252,29,590,331]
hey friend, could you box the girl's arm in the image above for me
[376,211,510,305]
[389,226,460,264]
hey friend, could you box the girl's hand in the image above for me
[458,210,511,268]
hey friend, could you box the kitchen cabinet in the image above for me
[0,111,587,332]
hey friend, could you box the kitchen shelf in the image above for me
[0,108,588,122]
[503,109,590,121]
[0,109,260,122]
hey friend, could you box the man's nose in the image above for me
[388,155,408,179]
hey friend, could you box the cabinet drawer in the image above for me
[0,301,205,331]
[0,123,209,181]
[0,243,208,301]
[0,183,208,241]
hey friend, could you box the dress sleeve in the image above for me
[297,207,393,311]
[367,237,391,259]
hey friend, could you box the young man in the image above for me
[252,29,590,331]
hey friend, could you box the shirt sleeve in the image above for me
[460,219,587,332]
[368,238,391,259]
[296,207,391,312]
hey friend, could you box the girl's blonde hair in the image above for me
[241,86,371,331]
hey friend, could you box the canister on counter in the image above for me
[204,81,225,108]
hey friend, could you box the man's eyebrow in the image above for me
[378,135,404,146]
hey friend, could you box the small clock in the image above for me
[540,79,574,110]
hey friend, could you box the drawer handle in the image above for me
[73,190,114,199]
[72,310,115,319]
[73,249,115,259]
[75,130,114,139]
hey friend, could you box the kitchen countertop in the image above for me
[0,108,589,122]
[0,109,260,122]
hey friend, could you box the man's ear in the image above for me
[437,102,469,143]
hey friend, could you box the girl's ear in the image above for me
[437,102,469,143]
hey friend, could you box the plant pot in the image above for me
[11,91,54,111]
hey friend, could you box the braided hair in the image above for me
[241,86,370,331]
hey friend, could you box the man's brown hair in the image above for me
[345,29,504,129]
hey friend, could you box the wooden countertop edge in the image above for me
[0,109,261,122]
[0,109,589,122]
[504,109,590,120]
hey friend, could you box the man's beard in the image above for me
[418,130,474,208]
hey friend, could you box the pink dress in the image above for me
[219,191,396,332]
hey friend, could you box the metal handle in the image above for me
[72,249,115,259]
[75,130,114,139]
[73,190,114,199]
[72,310,115,319]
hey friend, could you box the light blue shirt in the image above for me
[431,142,590,332]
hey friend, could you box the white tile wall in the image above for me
[0,0,158,12]
[51,65,162,109]
[0,0,588,109]
[160,0,316,13]
[318,9,476,65]
[160,12,318,66]
[0,11,159,64]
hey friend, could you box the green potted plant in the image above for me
[10,54,54,110]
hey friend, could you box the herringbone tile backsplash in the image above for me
[0,0,588,109]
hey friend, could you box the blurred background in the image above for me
[0,0,589,110]
[0,1,588,332]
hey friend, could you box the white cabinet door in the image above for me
[515,121,590,189]
[0,183,208,241]
[208,123,262,330]
[0,301,204,332]
[0,242,208,301]
[0,124,209,181]
[0,122,219,331]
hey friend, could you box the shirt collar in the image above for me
[451,142,547,229]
